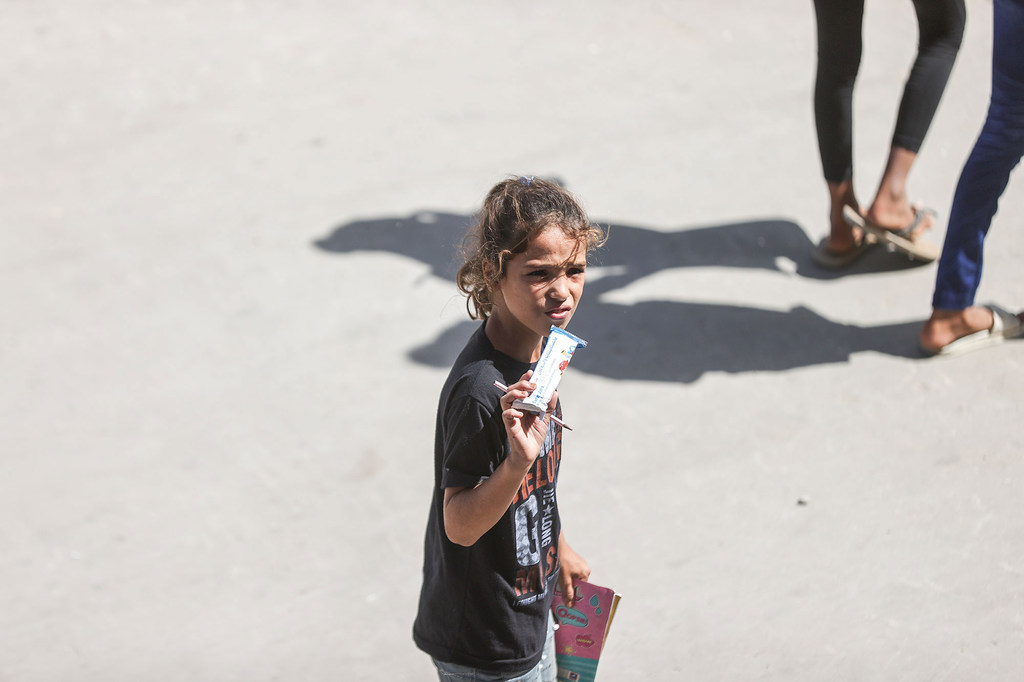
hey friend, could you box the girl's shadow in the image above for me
[314,210,924,383]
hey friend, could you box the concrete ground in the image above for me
[3,1,1023,680]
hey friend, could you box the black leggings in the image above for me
[813,0,966,183]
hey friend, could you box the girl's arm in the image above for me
[443,463,531,547]
[557,532,591,606]
[443,372,554,546]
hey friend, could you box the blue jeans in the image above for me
[431,614,556,681]
[932,0,1024,310]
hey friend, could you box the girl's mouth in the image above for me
[546,306,572,321]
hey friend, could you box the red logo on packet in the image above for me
[575,634,595,648]
[558,360,569,371]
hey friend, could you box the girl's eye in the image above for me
[568,267,585,276]
[528,269,548,278]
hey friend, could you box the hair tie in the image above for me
[519,175,535,186]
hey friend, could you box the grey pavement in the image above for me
[3,1,1023,680]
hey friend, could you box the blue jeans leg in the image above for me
[931,0,1024,310]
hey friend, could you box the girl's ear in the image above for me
[482,258,503,304]
[482,258,499,286]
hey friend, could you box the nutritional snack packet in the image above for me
[513,326,588,414]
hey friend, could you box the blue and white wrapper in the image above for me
[512,326,587,414]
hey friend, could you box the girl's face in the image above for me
[490,225,586,359]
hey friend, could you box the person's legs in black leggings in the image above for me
[813,0,966,256]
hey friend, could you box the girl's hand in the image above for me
[500,370,557,467]
[557,536,591,607]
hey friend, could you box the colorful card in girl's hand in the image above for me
[551,580,621,682]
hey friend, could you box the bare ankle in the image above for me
[921,306,994,350]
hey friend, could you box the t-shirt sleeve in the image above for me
[440,393,504,490]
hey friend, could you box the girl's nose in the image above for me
[548,273,570,298]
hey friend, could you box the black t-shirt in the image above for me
[413,323,563,673]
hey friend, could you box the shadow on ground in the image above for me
[314,209,925,383]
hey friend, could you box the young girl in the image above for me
[414,176,604,681]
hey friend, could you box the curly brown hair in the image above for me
[456,176,606,320]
